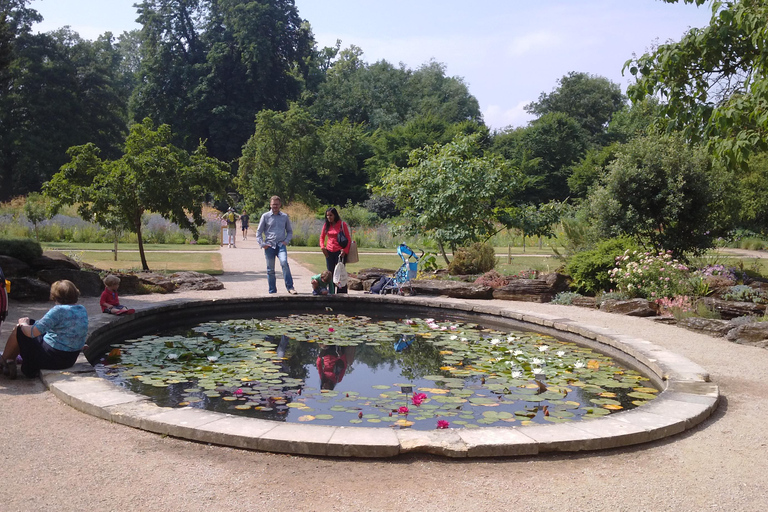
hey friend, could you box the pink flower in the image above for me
[234,388,243,397]
[412,397,422,406]
[328,327,335,332]
[398,406,409,415]
[412,393,427,406]
[436,420,450,429]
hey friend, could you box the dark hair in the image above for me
[324,207,340,230]
[50,280,80,305]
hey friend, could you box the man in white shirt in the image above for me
[255,196,297,294]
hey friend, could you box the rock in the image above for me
[136,272,176,293]
[676,317,732,337]
[106,273,144,294]
[726,322,768,347]
[701,297,767,320]
[37,269,103,297]
[571,296,597,308]
[348,277,363,291]
[353,268,397,281]
[410,280,493,299]
[0,255,32,277]
[29,251,81,271]
[599,298,658,317]
[492,273,570,302]
[8,277,50,301]
[169,271,223,291]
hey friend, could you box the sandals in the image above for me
[2,359,17,379]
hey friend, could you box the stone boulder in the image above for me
[136,272,176,293]
[726,322,768,348]
[701,297,766,320]
[37,269,103,297]
[354,268,396,281]
[30,251,81,271]
[0,255,32,277]
[676,317,733,337]
[491,273,570,302]
[599,298,657,317]
[410,280,493,299]
[8,277,51,301]
[170,271,224,291]
[348,277,363,291]
[571,296,598,308]
[106,273,144,295]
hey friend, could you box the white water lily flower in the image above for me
[574,360,585,368]
[449,335,458,340]
[511,371,522,379]
[513,349,523,356]
[207,355,219,362]
[533,368,543,374]
[490,338,501,345]
[166,353,179,360]
[538,345,549,352]
[531,357,544,365]
[556,351,565,357]
[507,336,516,342]
[460,338,468,342]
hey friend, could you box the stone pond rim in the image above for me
[39,294,720,458]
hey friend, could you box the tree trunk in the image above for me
[437,240,450,265]
[137,225,150,271]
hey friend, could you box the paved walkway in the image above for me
[2,238,768,511]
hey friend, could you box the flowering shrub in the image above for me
[655,296,694,318]
[609,250,691,299]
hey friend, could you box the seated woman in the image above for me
[1,280,89,379]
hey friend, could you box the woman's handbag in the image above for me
[333,260,349,288]
[345,240,359,264]
[337,222,349,248]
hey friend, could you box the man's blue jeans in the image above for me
[264,244,294,293]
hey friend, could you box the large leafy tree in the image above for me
[45,118,230,270]
[132,0,313,163]
[525,71,626,146]
[584,134,736,257]
[382,134,525,264]
[626,0,768,168]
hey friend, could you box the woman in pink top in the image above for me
[319,207,351,293]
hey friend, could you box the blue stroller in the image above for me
[383,243,422,295]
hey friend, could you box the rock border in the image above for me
[40,295,719,458]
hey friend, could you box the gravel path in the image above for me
[2,238,767,511]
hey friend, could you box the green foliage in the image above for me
[567,143,621,198]
[735,152,768,235]
[722,285,768,304]
[609,250,693,300]
[627,0,768,169]
[496,201,563,245]
[363,195,399,219]
[565,237,639,295]
[551,292,584,305]
[525,71,626,146]
[0,237,42,261]
[337,201,377,228]
[584,134,736,257]
[418,252,440,273]
[22,192,57,240]
[447,243,497,275]
[382,134,525,264]
[44,118,230,270]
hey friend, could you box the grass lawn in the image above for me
[42,242,218,251]
[63,250,223,274]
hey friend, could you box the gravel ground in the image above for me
[2,238,767,512]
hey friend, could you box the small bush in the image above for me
[363,195,399,219]
[0,237,43,261]
[448,243,497,275]
[551,291,583,305]
[610,250,692,299]
[474,270,511,287]
[597,290,630,303]
[338,201,378,228]
[565,236,638,295]
[722,285,768,304]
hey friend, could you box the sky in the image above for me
[31,0,713,130]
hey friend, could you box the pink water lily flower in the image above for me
[436,420,450,429]
[398,406,409,415]
[328,327,335,333]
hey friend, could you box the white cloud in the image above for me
[483,101,533,131]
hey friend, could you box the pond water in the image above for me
[95,313,659,430]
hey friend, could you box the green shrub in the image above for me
[0,237,43,262]
[551,291,583,305]
[565,236,638,295]
[722,285,768,304]
[448,243,496,275]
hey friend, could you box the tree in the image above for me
[382,134,525,264]
[626,0,768,168]
[131,0,314,163]
[526,71,626,146]
[584,134,736,257]
[44,118,230,270]
[22,192,57,240]
[735,151,768,234]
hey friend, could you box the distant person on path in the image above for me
[1,280,88,379]
[319,207,351,294]
[256,196,297,294]
[240,211,250,241]
[100,275,135,315]
[221,207,240,248]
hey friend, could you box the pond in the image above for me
[94,313,660,430]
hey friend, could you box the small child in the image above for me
[100,275,135,315]
[311,270,334,296]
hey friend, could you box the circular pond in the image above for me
[94,313,659,430]
[71,295,719,458]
